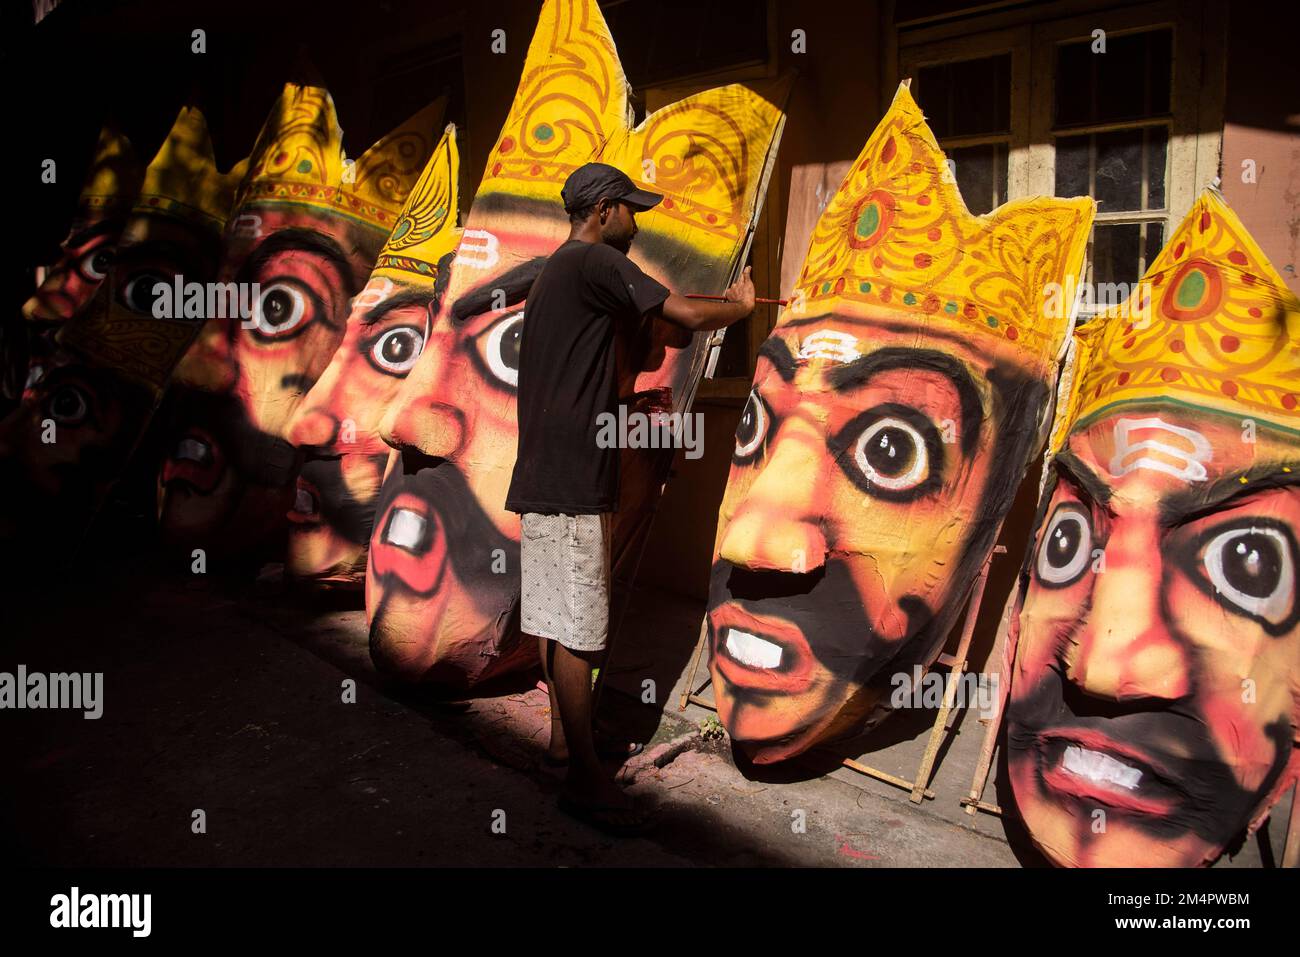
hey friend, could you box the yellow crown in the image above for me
[74,122,143,226]
[1059,188,1300,438]
[372,124,461,284]
[476,0,788,259]
[236,83,444,235]
[132,106,247,231]
[780,83,1095,363]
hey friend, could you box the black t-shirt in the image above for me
[504,239,670,515]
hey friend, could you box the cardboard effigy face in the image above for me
[365,0,788,689]
[21,124,142,383]
[1006,190,1300,867]
[705,84,1095,765]
[158,84,441,559]
[0,107,243,559]
[285,126,461,587]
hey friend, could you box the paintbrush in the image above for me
[685,293,788,306]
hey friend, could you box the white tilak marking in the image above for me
[353,276,395,310]
[1109,416,1212,483]
[797,328,859,363]
[454,229,500,270]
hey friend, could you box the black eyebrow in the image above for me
[63,219,121,249]
[1053,450,1114,508]
[363,288,436,326]
[824,347,984,456]
[451,256,548,322]
[111,238,204,278]
[241,228,355,295]
[756,337,796,381]
[1158,464,1300,526]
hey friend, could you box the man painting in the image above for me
[365,0,787,696]
[505,162,756,835]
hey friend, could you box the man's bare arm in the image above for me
[653,265,756,332]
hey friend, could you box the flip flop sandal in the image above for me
[597,739,645,760]
[557,793,657,837]
[538,741,644,771]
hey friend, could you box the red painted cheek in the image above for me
[1014,594,1080,693]
[60,274,93,303]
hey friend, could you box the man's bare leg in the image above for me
[546,637,632,809]
[536,634,568,762]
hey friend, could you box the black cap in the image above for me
[561,162,663,214]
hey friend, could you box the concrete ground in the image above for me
[1,556,1290,867]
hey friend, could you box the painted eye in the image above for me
[369,325,425,375]
[78,245,114,281]
[45,384,89,426]
[120,272,170,315]
[484,310,524,387]
[854,417,928,491]
[1036,504,1093,586]
[251,282,309,338]
[1202,525,1295,625]
[734,390,768,461]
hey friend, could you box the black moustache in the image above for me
[707,557,939,694]
[163,387,298,488]
[297,453,387,544]
[1006,663,1293,844]
[370,449,521,603]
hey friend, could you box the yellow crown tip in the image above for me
[788,86,1094,361]
[1069,187,1300,431]
[238,84,442,235]
[480,0,786,258]
[374,123,461,283]
[76,123,143,223]
[132,105,241,231]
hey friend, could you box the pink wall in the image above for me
[1221,6,1300,295]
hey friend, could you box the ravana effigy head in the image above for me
[285,123,462,587]
[158,84,443,562]
[365,0,789,690]
[705,82,1095,764]
[1005,187,1300,867]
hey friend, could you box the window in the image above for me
[914,54,1012,215]
[1053,28,1172,299]
[894,0,1225,317]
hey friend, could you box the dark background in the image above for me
[1,0,770,321]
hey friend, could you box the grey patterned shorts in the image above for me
[519,512,613,652]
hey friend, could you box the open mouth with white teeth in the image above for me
[384,507,429,553]
[161,428,223,493]
[1061,744,1142,791]
[1036,730,1181,817]
[724,629,783,669]
[368,491,449,596]
[707,601,817,695]
[287,476,321,523]
[175,437,211,464]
